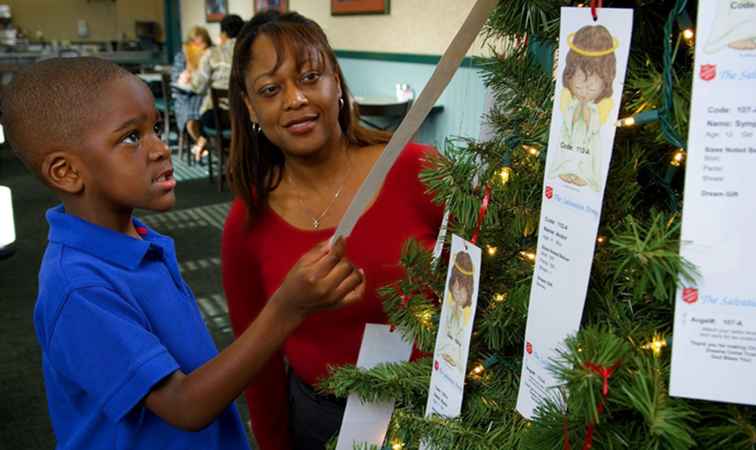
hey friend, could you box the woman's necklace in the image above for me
[287,151,352,230]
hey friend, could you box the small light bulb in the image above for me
[642,335,668,357]
[473,364,484,375]
[597,235,606,245]
[499,166,512,185]
[494,293,506,302]
[519,250,536,262]
[671,150,685,167]
[682,28,694,40]
[418,311,433,327]
[617,117,636,127]
[392,439,405,450]
[487,245,498,256]
[523,145,540,157]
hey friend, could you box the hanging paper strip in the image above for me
[670,0,756,406]
[516,7,634,419]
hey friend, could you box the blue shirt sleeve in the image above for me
[47,286,180,422]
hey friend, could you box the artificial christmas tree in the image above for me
[322,0,756,448]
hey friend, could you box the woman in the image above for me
[222,11,444,450]
[184,14,244,161]
[171,26,212,147]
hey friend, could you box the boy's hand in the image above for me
[271,237,365,324]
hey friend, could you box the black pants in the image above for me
[288,370,346,450]
[198,108,230,137]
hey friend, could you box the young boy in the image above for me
[0,57,365,449]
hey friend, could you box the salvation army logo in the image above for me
[700,64,716,81]
[434,360,440,370]
[545,186,554,199]
[682,288,699,304]
[526,342,533,354]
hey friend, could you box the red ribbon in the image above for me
[563,417,572,450]
[563,360,621,450]
[589,0,603,21]
[583,361,620,397]
[470,184,492,245]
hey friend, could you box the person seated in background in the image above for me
[0,56,365,450]
[172,26,212,151]
[183,14,244,161]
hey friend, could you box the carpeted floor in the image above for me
[0,145,253,448]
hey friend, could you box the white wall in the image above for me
[179,0,491,56]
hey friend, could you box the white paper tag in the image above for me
[0,185,15,248]
[670,0,756,406]
[335,324,413,450]
[425,235,482,419]
[515,7,634,419]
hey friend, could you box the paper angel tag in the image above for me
[516,6,634,419]
[425,234,482,419]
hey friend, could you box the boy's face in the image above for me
[569,67,604,103]
[76,75,175,215]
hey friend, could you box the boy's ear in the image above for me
[41,151,84,194]
[243,94,258,124]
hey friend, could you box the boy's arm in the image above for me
[144,238,365,431]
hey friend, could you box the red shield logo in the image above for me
[434,360,439,370]
[700,64,716,81]
[545,186,553,199]
[682,288,699,304]
[526,342,533,354]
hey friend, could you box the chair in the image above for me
[154,71,174,144]
[355,98,411,131]
[203,88,232,191]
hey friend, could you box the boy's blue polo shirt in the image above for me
[33,205,250,450]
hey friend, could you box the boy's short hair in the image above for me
[0,57,131,176]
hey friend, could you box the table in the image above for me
[137,72,163,83]
[353,96,444,131]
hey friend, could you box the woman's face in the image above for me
[451,279,469,307]
[243,33,343,159]
[568,67,604,103]
[190,35,208,49]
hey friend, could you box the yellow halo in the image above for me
[453,262,474,276]
[567,32,620,57]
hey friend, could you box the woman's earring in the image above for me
[252,122,261,133]
[338,97,344,110]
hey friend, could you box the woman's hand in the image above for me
[178,70,192,85]
[270,237,366,325]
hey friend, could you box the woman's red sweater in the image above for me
[221,143,444,450]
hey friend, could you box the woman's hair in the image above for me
[186,26,213,48]
[562,25,616,102]
[227,10,390,220]
[449,251,474,308]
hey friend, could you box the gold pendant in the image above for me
[313,219,320,229]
